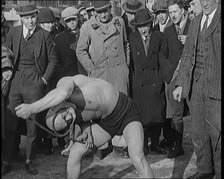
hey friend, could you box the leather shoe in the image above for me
[150,145,166,154]
[25,162,38,175]
[187,172,214,179]
[1,161,11,175]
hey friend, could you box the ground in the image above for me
[2,116,197,179]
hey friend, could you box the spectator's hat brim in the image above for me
[122,0,144,13]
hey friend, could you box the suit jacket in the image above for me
[175,5,221,100]
[129,30,166,125]
[160,18,191,83]
[5,25,57,83]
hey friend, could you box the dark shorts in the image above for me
[97,92,141,137]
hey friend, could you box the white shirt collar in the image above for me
[23,25,36,38]
[201,7,217,30]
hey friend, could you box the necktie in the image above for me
[201,15,209,32]
[176,26,181,35]
[25,30,31,41]
[144,36,148,44]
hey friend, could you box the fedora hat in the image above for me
[151,0,169,14]
[37,8,55,23]
[17,3,39,17]
[46,102,77,132]
[122,0,144,14]
[92,1,111,12]
[131,8,154,26]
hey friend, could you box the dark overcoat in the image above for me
[129,30,166,125]
[159,18,191,83]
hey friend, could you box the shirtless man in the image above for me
[15,75,154,179]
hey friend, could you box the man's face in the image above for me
[138,25,151,37]
[96,8,111,23]
[200,0,218,15]
[126,12,135,23]
[169,4,184,25]
[157,11,169,25]
[65,18,78,31]
[188,0,202,17]
[80,9,89,21]
[21,13,38,30]
[40,22,54,32]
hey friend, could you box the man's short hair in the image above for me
[168,0,184,9]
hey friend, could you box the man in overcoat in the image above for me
[159,0,191,158]
[76,1,130,155]
[129,8,166,155]
[4,2,57,175]
[173,0,221,178]
[76,1,130,95]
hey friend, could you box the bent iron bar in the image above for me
[27,118,85,145]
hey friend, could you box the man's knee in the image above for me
[68,144,87,163]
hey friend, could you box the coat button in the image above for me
[142,68,144,72]
[141,84,144,87]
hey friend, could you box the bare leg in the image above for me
[67,124,111,179]
[123,121,154,178]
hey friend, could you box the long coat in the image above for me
[76,15,130,94]
[159,18,191,118]
[52,30,87,89]
[175,6,221,101]
[129,30,166,125]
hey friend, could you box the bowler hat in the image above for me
[17,3,39,17]
[122,0,144,14]
[46,102,77,132]
[61,7,79,21]
[92,1,111,12]
[37,8,55,23]
[49,7,62,19]
[131,8,154,26]
[152,0,169,14]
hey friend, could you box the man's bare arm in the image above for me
[15,77,75,119]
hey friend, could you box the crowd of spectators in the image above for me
[1,0,221,179]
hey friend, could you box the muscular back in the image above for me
[64,75,119,120]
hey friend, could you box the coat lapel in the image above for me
[206,5,221,39]
[193,13,202,47]
[104,22,117,41]
[34,26,41,59]
[136,31,147,60]
[14,26,22,64]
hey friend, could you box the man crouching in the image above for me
[15,74,154,178]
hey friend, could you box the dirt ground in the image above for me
[2,116,197,179]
